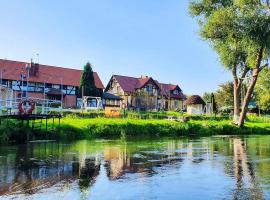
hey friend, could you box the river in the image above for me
[0,135,270,200]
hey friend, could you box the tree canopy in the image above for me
[215,82,234,110]
[189,0,270,126]
[80,62,98,97]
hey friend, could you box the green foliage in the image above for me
[1,113,270,143]
[80,62,98,96]
[189,0,270,125]
[46,117,270,140]
[202,92,212,103]
[215,82,234,110]
[255,68,270,111]
[0,120,28,143]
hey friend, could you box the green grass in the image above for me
[48,117,270,140]
[1,114,269,143]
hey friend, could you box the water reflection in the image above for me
[0,136,269,199]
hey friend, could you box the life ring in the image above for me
[18,99,36,114]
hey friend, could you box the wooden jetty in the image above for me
[0,114,62,141]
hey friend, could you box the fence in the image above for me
[0,96,62,115]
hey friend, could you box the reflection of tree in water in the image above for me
[0,142,89,196]
[103,141,186,180]
[78,157,100,191]
[232,139,263,200]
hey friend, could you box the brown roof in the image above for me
[186,95,205,105]
[107,74,185,100]
[0,59,104,89]
[159,83,185,100]
[112,75,159,93]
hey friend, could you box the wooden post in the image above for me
[58,116,60,129]
[52,117,55,130]
[26,119,30,141]
[46,117,48,131]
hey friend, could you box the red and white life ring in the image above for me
[18,99,36,114]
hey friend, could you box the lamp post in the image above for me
[122,103,126,118]
[26,63,30,99]
[61,77,63,109]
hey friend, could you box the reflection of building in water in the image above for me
[104,146,130,179]
[232,139,263,199]
[0,142,101,197]
[103,141,188,180]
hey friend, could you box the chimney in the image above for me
[141,75,148,79]
[30,62,39,76]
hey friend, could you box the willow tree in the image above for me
[189,0,270,127]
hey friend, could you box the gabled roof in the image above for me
[106,74,185,100]
[0,59,104,89]
[111,75,159,93]
[158,83,185,100]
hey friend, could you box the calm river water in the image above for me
[0,136,270,200]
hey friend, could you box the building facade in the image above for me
[0,59,104,108]
[105,75,185,111]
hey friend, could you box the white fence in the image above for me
[0,96,62,115]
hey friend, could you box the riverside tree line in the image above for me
[189,0,270,127]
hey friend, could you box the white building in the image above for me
[186,95,205,115]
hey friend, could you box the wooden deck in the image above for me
[0,114,62,120]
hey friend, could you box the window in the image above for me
[45,83,52,88]
[1,79,7,86]
[67,86,75,95]
[87,98,97,108]
[35,83,44,92]
[52,84,60,89]
[173,90,179,95]
[146,85,153,95]
[12,81,21,91]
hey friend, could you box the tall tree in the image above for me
[189,0,270,127]
[80,62,97,97]
[211,93,217,114]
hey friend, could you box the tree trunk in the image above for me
[233,82,241,122]
[238,69,259,127]
[232,65,241,123]
[238,47,263,127]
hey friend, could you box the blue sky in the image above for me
[0,0,231,95]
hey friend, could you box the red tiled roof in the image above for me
[0,59,104,89]
[112,75,159,93]
[110,74,185,100]
[158,83,185,100]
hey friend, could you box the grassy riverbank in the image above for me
[49,117,270,140]
[1,115,270,143]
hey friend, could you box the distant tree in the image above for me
[202,92,212,103]
[211,93,217,115]
[189,0,270,127]
[255,68,270,111]
[215,82,234,110]
[80,62,97,97]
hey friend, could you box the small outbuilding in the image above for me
[102,92,123,117]
[186,95,205,115]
